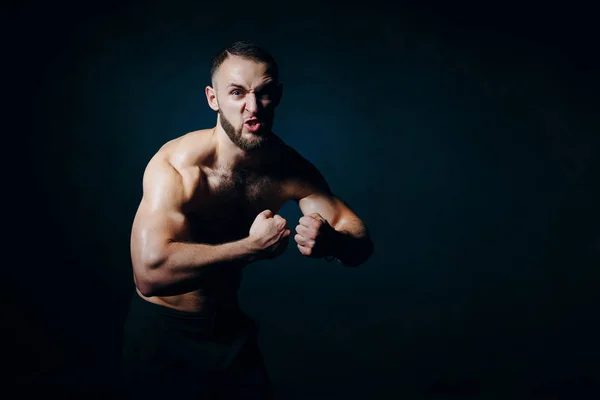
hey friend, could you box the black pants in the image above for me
[121,292,272,399]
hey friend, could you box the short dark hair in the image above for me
[210,41,279,85]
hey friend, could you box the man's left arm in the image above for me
[295,191,374,267]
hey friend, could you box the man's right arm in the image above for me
[130,157,259,297]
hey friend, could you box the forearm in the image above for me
[330,219,374,267]
[136,238,257,296]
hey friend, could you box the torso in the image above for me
[137,129,299,313]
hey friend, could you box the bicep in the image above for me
[130,159,191,268]
[298,192,358,229]
[284,144,360,228]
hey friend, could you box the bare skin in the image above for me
[129,55,373,313]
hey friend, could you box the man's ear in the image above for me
[205,86,219,111]
[274,83,283,107]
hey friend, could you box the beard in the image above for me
[219,110,272,152]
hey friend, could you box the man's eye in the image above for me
[258,89,274,99]
[231,90,242,96]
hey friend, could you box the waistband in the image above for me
[130,291,217,319]
[126,291,255,338]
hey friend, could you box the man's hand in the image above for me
[294,213,335,258]
[248,209,291,260]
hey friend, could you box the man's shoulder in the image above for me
[150,129,214,168]
[268,136,329,195]
[270,137,318,174]
[142,130,212,199]
[142,129,213,183]
[268,135,304,166]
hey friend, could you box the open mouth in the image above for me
[244,119,262,133]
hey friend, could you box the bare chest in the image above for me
[186,170,288,244]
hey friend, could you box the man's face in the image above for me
[212,55,281,152]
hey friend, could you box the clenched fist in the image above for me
[248,209,291,260]
[295,213,335,258]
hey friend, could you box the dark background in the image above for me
[5,0,599,398]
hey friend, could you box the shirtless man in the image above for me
[121,41,374,398]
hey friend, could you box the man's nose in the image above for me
[245,93,258,113]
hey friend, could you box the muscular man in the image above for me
[121,41,374,398]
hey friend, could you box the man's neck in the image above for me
[212,126,265,171]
